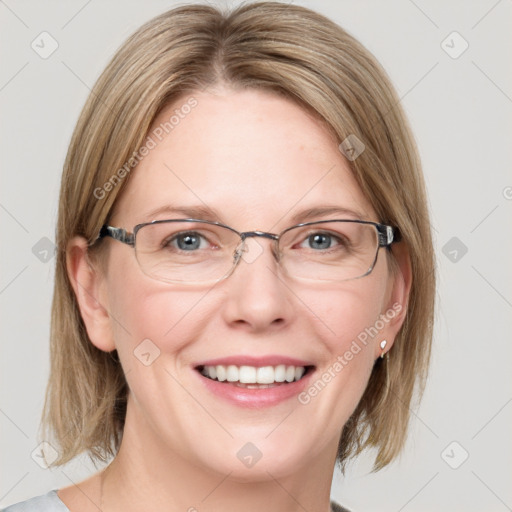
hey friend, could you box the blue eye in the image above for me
[299,232,342,250]
[307,233,333,250]
[170,232,207,251]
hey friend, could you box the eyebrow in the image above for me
[290,206,366,223]
[141,204,221,222]
[140,204,367,225]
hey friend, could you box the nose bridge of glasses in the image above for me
[240,231,279,242]
[233,231,280,266]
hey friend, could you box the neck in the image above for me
[100,396,337,512]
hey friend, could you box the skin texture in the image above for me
[63,86,411,512]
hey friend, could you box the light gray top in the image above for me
[2,490,351,511]
[2,491,68,511]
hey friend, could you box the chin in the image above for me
[195,434,320,483]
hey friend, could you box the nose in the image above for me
[220,237,295,334]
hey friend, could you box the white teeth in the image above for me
[239,366,256,383]
[216,365,227,382]
[294,367,305,381]
[226,365,238,382]
[257,366,275,384]
[199,364,308,384]
[274,364,286,382]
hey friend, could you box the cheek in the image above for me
[299,272,389,355]
[294,277,389,421]
[111,287,211,356]
[103,249,213,374]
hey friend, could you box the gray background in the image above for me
[1,0,511,510]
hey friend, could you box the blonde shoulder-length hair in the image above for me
[41,1,435,472]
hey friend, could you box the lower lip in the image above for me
[195,369,314,408]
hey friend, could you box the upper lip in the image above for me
[194,355,315,368]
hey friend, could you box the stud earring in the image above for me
[380,340,387,359]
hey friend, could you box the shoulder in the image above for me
[331,500,353,512]
[2,490,70,512]
[3,492,348,512]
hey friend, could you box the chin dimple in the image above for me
[198,364,309,384]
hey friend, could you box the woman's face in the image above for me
[87,87,407,480]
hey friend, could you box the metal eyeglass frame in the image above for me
[95,218,401,282]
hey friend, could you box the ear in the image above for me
[375,242,412,358]
[66,236,116,352]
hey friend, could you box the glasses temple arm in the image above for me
[377,224,401,247]
[98,225,135,246]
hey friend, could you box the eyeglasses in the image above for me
[96,218,400,285]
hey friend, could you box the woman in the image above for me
[3,1,435,511]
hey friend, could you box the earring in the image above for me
[380,340,387,359]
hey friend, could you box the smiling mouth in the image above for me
[196,364,314,388]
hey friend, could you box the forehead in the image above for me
[112,88,376,230]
